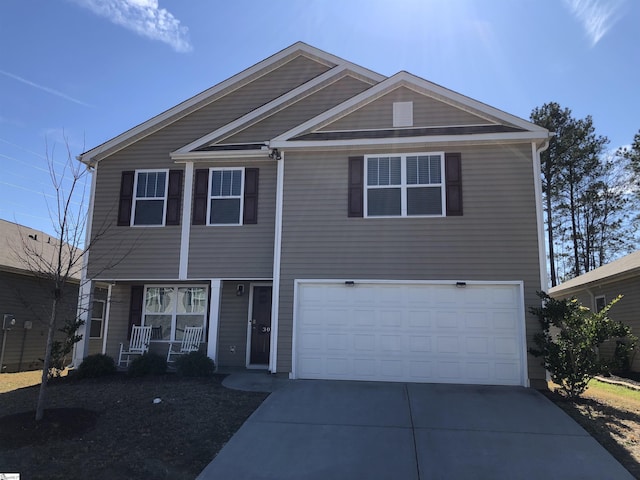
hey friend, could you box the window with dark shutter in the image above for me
[128,285,144,339]
[165,169,183,225]
[192,169,209,225]
[243,168,259,224]
[348,156,364,217]
[445,152,463,216]
[118,171,135,226]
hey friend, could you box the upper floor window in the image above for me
[132,170,168,226]
[365,153,445,217]
[209,168,244,225]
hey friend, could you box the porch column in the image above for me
[207,279,222,367]
[101,284,113,354]
[72,279,93,367]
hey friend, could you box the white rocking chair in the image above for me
[118,325,153,368]
[167,326,203,363]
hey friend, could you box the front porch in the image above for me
[73,280,274,372]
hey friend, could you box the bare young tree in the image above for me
[12,136,135,421]
[11,140,89,421]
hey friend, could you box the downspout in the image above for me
[72,157,98,367]
[269,149,284,373]
[532,138,551,293]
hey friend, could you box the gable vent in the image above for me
[393,101,413,127]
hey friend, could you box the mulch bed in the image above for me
[0,373,267,480]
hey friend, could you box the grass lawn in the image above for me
[547,378,640,479]
[0,370,267,479]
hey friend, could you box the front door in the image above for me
[248,285,272,366]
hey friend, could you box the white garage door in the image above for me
[294,281,526,386]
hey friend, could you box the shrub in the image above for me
[46,318,85,378]
[529,292,637,398]
[128,353,167,377]
[76,354,116,379]
[175,351,216,377]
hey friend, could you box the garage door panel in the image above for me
[295,282,525,386]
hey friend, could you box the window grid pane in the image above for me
[365,153,444,217]
[143,286,208,342]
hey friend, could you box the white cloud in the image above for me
[563,0,624,46]
[70,0,192,53]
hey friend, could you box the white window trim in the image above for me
[364,152,446,218]
[89,299,105,339]
[142,284,209,342]
[206,167,245,226]
[131,168,169,227]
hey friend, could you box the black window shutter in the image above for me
[348,156,364,217]
[445,152,463,216]
[128,285,144,339]
[165,169,183,225]
[118,171,135,226]
[192,169,209,225]
[243,168,259,224]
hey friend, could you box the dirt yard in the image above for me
[0,370,267,479]
[547,378,640,479]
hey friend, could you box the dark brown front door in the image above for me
[249,285,272,365]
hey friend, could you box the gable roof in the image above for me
[171,64,380,160]
[549,250,640,295]
[270,71,548,149]
[79,42,385,165]
[0,219,82,281]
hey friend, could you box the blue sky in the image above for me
[1,0,638,238]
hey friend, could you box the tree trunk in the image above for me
[35,296,58,421]
[546,193,557,287]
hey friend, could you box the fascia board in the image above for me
[173,64,377,155]
[273,72,547,143]
[270,131,550,150]
[79,42,384,165]
[171,149,271,162]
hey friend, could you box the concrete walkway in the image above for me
[199,376,634,480]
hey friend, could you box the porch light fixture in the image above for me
[236,284,245,296]
[268,148,281,160]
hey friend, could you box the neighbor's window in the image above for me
[132,170,168,226]
[142,286,207,341]
[365,153,444,217]
[595,295,606,312]
[89,299,105,339]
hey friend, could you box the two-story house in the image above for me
[73,42,551,388]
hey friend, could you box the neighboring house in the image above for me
[549,250,640,372]
[0,219,105,372]
[72,42,551,388]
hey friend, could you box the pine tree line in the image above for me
[531,103,639,287]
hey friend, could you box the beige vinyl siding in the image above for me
[216,281,251,367]
[88,56,331,280]
[551,277,640,372]
[91,54,333,161]
[320,86,493,131]
[275,144,545,384]
[0,271,79,372]
[223,75,373,144]
[188,160,277,279]
[103,284,133,360]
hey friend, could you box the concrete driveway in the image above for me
[197,379,634,480]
